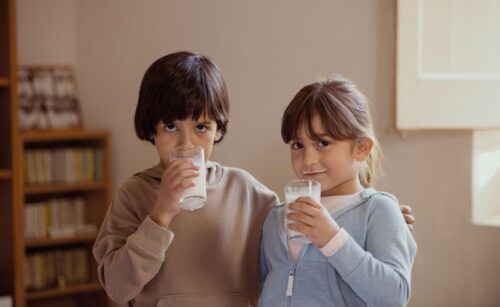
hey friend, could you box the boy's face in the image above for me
[153,115,221,167]
[288,115,365,196]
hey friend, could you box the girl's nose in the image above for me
[302,147,319,166]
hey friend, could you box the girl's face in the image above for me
[153,114,221,167]
[289,115,367,196]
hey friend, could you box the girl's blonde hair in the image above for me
[281,74,381,188]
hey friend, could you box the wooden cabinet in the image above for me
[0,0,113,305]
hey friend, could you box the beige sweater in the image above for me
[93,161,279,307]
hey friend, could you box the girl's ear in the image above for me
[354,137,373,161]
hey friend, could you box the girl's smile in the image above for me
[302,169,328,179]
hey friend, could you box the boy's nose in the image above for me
[179,133,194,146]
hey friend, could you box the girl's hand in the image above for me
[287,197,341,248]
[149,159,199,228]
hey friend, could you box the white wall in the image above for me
[16,0,77,65]
[16,0,500,306]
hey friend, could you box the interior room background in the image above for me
[15,0,500,306]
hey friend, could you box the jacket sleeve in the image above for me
[92,185,174,304]
[259,236,269,294]
[327,195,417,307]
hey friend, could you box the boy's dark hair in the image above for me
[281,74,380,188]
[134,51,230,144]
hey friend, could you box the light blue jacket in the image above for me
[259,189,417,307]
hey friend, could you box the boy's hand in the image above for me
[149,160,199,228]
[287,197,341,248]
[400,205,415,232]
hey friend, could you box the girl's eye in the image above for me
[195,124,209,132]
[163,124,176,132]
[290,142,303,150]
[318,140,330,148]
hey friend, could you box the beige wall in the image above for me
[16,0,500,306]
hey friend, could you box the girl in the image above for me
[259,74,417,307]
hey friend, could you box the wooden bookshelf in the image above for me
[0,77,8,87]
[26,282,103,300]
[20,130,111,307]
[0,1,113,306]
[0,169,12,179]
[24,182,107,195]
[25,233,98,249]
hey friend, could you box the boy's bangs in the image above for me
[159,96,224,125]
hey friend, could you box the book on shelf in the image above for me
[24,197,96,240]
[25,248,88,290]
[23,147,103,185]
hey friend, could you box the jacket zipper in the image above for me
[286,263,296,297]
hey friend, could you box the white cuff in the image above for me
[319,228,349,257]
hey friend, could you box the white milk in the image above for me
[284,180,321,243]
[170,146,207,211]
[179,163,207,210]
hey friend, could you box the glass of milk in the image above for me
[284,179,321,244]
[170,145,207,211]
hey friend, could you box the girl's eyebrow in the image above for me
[315,133,330,137]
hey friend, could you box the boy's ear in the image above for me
[215,130,223,142]
[353,137,373,161]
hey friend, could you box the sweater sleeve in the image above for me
[92,186,174,304]
[327,195,417,307]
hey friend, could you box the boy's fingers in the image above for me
[400,204,412,214]
[404,213,415,224]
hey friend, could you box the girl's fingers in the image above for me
[288,222,308,234]
[288,200,321,217]
[287,211,316,227]
[295,196,322,208]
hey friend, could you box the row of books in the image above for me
[24,197,96,239]
[25,248,88,290]
[23,147,103,185]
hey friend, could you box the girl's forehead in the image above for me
[299,115,326,133]
[296,125,329,140]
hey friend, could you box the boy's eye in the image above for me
[195,124,209,132]
[163,124,176,132]
[318,140,330,148]
[290,142,303,150]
